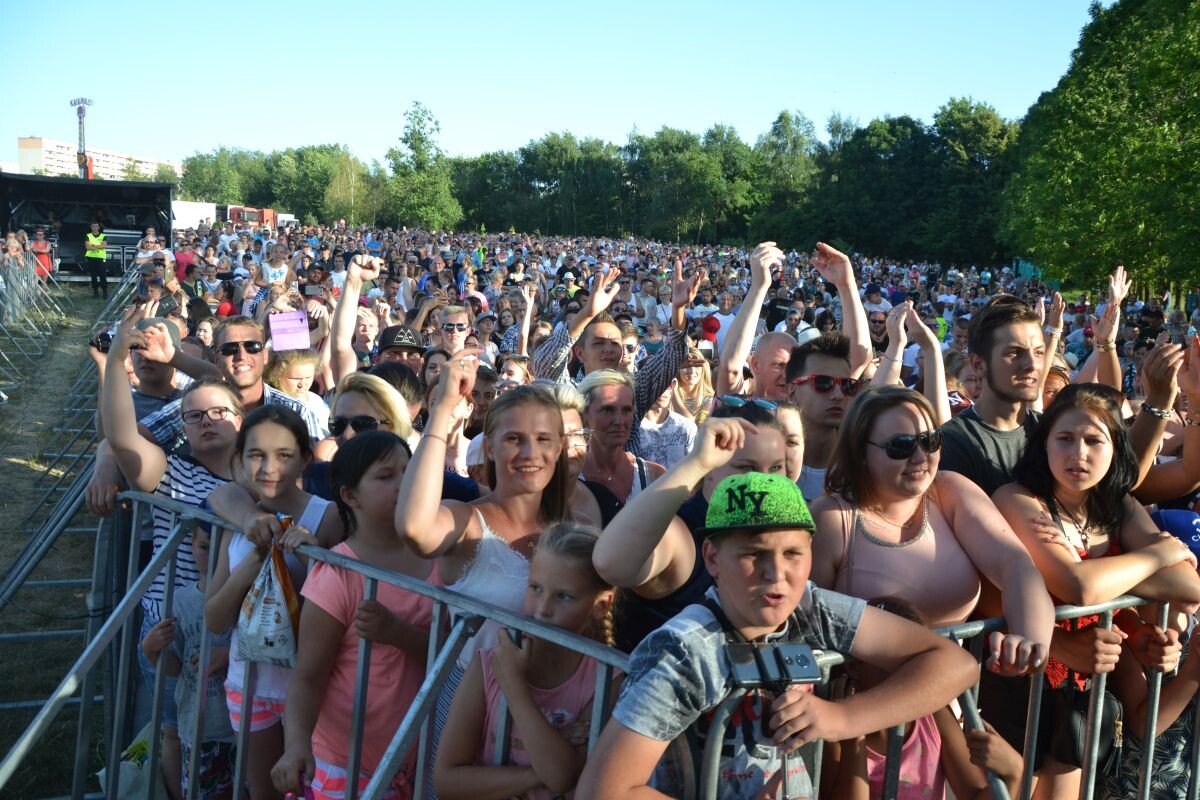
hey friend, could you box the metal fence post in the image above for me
[1079,610,1115,800]
[699,689,747,800]
[344,577,378,800]
[1135,603,1171,800]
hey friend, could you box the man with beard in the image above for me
[937,296,1045,494]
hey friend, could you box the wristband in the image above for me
[1140,404,1173,420]
[880,354,901,363]
[422,432,448,444]
[1043,326,1062,337]
[1095,342,1116,352]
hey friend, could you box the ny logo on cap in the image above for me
[725,485,768,516]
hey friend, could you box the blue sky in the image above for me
[3,0,1099,166]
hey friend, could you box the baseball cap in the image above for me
[134,317,181,350]
[701,316,721,342]
[377,325,422,353]
[477,311,497,324]
[698,473,815,538]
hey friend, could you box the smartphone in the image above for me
[725,642,822,688]
[303,284,322,297]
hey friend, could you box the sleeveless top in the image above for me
[1043,497,1123,691]
[829,492,981,628]
[865,714,946,800]
[225,494,332,699]
[614,493,710,653]
[446,510,530,668]
[263,261,288,283]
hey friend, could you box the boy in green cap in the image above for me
[578,470,978,800]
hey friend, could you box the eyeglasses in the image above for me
[182,406,236,425]
[565,428,593,446]
[869,429,943,460]
[329,415,388,437]
[791,374,863,396]
[717,395,778,412]
[869,318,887,325]
[216,340,266,356]
[441,323,469,333]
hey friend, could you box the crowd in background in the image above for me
[77,218,1200,800]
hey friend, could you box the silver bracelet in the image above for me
[1043,325,1062,337]
[1140,403,1173,420]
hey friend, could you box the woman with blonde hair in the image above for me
[313,371,413,461]
[670,347,715,424]
[578,369,665,503]
[265,348,330,431]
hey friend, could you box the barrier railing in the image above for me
[0,490,1195,800]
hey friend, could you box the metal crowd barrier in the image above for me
[0,490,1196,800]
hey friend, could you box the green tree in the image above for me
[1002,0,1200,290]
[121,157,149,182]
[153,163,180,190]
[385,103,462,229]
[180,148,243,202]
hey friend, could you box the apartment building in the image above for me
[15,137,181,181]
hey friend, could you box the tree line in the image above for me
[160,0,1195,288]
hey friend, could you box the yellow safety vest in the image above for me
[85,232,107,259]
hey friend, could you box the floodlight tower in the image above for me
[70,97,93,179]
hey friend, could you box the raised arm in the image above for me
[870,302,909,388]
[101,326,167,492]
[516,282,537,356]
[330,255,382,384]
[1127,336,1184,489]
[1033,292,1065,411]
[593,418,752,595]
[715,243,777,396]
[1135,334,1200,502]
[904,306,951,424]
[394,353,478,558]
[532,269,621,381]
[812,242,871,378]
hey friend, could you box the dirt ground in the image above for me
[0,289,111,798]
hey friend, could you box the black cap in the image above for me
[377,325,422,352]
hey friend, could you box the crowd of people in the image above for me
[75,218,1200,800]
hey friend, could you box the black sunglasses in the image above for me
[623,343,638,353]
[791,374,862,396]
[216,340,266,356]
[869,429,943,460]
[441,323,469,333]
[716,395,778,412]
[329,415,388,437]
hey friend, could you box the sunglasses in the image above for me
[182,406,237,425]
[329,415,388,437]
[217,340,266,356]
[441,323,469,333]
[869,429,943,460]
[623,343,638,353]
[716,395,778,412]
[791,374,862,396]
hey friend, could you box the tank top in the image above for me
[445,510,530,669]
[225,494,332,699]
[864,714,946,800]
[264,262,288,283]
[830,492,981,627]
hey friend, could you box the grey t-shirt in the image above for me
[613,584,864,800]
[170,582,234,745]
[938,406,1040,495]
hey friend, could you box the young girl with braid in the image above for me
[434,523,621,800]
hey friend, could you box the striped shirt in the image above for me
[142,455,228,623]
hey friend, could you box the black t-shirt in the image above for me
[939,406,1040,495]
[614,493,710,653]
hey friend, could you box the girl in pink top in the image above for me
[831,597,1024,800]
[434,523,621,800]
[271,432,437,800]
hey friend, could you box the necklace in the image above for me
[1054,495,1094,551]
[856,497,930,548]
[865,496,926,528]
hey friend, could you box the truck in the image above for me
[170,200,295,231]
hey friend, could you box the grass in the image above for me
[0,289,114,798]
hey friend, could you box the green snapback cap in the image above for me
[699,472,815,538]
